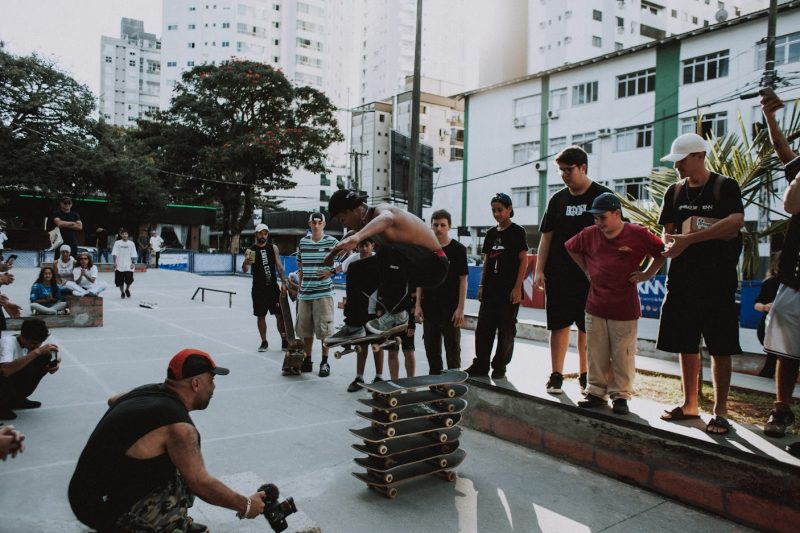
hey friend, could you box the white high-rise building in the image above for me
[99,18,162,127]
[527,0,768,73]
[159,0,359,212]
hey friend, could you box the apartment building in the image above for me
[99,18,162,127]
[527,0,768,73]
[454,1,800,255]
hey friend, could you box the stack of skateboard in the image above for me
[350,371,469,499]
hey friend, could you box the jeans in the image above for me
[473,297,519,373]
[423,316,461,373]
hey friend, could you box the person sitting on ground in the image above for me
[0,425,25,460]
[0,318,60,420]
[754,251,780,378]
[30,266,69,315]
[325,190,449,346]
[72,252,108,296]
[69,349,266,532]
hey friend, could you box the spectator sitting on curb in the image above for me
[73,252,108,296]
[30,266,69,315]
[0,318,60,420]
[0,425,25,460]
[55,244,88,296]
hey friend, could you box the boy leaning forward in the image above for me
[565,193,665,414]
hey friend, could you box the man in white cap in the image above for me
[656,132,744,435]
[241,223,287,352]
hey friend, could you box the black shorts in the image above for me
[252,285,280,317]
[544,276,588,332]
[114,271,134,287]
[656,291,741,356]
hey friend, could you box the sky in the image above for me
[0,0,163,96]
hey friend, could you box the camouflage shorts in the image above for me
[115,474,197,533]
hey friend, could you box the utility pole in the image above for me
[408,0,423,217]
[349,149,366,191]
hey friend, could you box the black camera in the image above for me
[258,483,297,532]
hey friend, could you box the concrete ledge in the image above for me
[6,295,104,329]
[96,263,147,273]
[463,381,800,532]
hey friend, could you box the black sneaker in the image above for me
[125,288,131,297]
[319,360,330,378]
[579,372,588,392]
[578,394,607,409]
[347,376,364,392]
[491,368,506,379]
[612,399,630,415]
[258,340,269,352]
[11,398,41,410]
[546,372,564,394]
[786,441,800,458]
[0,406,16,420]
[372,376,383,383]
[764,408,796,437]
[464,365,488,378]
[120,291,126,299]
[301,358,313,373]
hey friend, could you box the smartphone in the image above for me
[5,254,17,266]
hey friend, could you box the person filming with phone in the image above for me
[0,318,59,420]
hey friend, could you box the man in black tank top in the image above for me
[69,349,266,531]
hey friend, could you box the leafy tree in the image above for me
[138,60,343,251]
[0,49,95,196]
[619,108,800,280]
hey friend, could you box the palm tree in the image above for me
[619,106,800,280]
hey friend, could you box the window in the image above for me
[593,10,602,21]
[549,87,568,112]
[680,111,728,138]
[615,42,623,51]
[168,24,178,30]
[320,190,331,202]
[512,142,540,164]
[379,114,385,123]
[513,94,540,120]
[692,16,698,25]
[572,81,598,105]
[450,147,463,161]
[682,50,729,84]
[512,186,538,209]
[756,31,800,67]
[222,22,230,28]
[128,60,135,66]
[105,56,112,63]
[671,9,677,18]
[320,174,331,186]
[222,41,229,47]
[273,21,280,29]
[187,61,195,66]
[167,61,177,67]
[188,24,196,29]
[614,177,650,200]
[549,136,567,155]
[592,36,602,47]
[188,42,196,48]
[615,125,653,151]
[617,17,624,29]
[571,132,595,154]
[617,68,655,98]
[189,6,196,11]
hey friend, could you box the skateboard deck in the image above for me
[352,426,461,457]
[354,444,462,482]
[356,385,468,412]
[359,371,469,407]
[356,398,467,425]
[327,325,408,358]
[279,291,305,376]
[350,414,461,442]
[352,449,466,499]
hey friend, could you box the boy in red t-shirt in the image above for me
[565,193,665,414]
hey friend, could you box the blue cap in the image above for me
[587,193,622,214]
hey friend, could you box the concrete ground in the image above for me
[0,268,754,532]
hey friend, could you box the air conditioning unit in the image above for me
[547,110,559,120]
[597,128,612,138]
[513,117,526,128]
[534,161,544,171]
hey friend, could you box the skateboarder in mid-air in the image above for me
[324,190,449,346]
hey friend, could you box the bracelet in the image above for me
[237,496,252,519]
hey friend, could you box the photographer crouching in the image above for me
[68,349,266,532]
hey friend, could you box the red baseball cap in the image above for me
[167,348,230,380]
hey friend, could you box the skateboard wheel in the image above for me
[443,418,454,428]
[438,432,448,443]
[387,397,398,407]
[371,343,380,352]
[438,458,448,468]
[444,387,456,398]
[377,444,388,455]
[388,412,399,422]
[386,487,398,499]
[385,427,396,437]
[383,473,394,484]
[334,351,343,359]
[446,403,456,412]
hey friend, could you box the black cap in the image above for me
[309,212,325,223]
[587,192,622,214]
[491,192,514,218]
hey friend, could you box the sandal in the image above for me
[660,406,700,421]
[706,415,731,435]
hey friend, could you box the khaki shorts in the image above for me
[296,297,334,340]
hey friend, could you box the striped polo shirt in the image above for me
[298,234,338,300]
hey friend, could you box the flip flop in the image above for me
[660,406,701,421]
[706,416,731,435]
